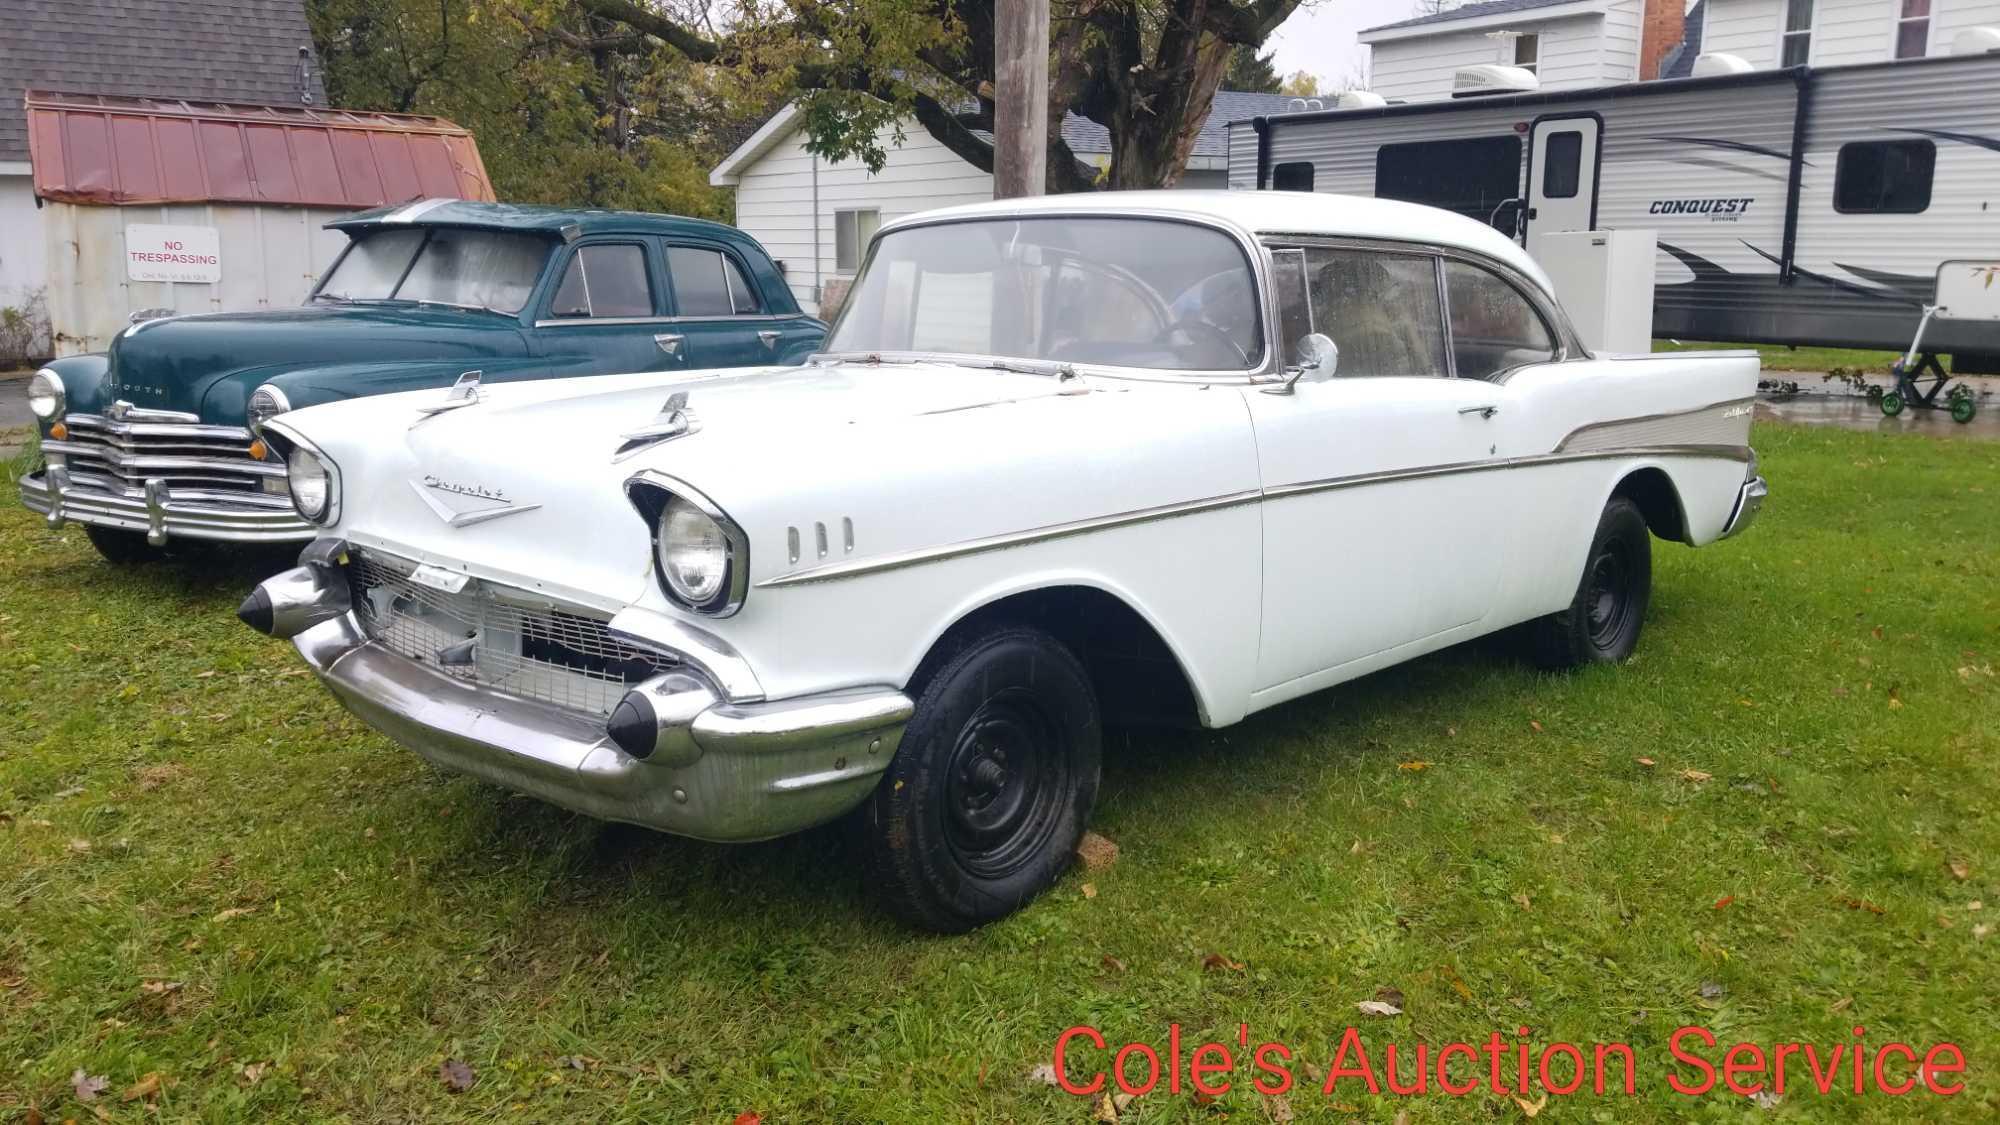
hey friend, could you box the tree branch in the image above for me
[573,0,719,62]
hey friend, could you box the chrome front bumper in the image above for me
[254,564,911,842]
[21,466,313,545]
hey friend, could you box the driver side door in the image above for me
[1244,244,1517,703]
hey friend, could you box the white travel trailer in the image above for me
[1228,50,2000,368]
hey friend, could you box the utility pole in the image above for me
[994,0,1049,198]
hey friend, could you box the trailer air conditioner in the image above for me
[1691,52,1755,77]
[1333,91,1388,110]
[1953,27,2000,54]
[1451,65,1538,99]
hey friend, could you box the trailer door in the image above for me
[1525,116,1600,260]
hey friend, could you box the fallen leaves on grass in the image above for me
[1263,1092,1294,1122]
[1750,1090,1783,1110]
[211,907,256,923]
[1093,1091,1139,1121]
[238,1061,269,1086]
[1515,1092,1549,1117]
[1948,859,1970,881]
[66,838,91,854]
[1397,760,1432,771]
[439,1058,477,1093]
[732,1113,763,1125]
[1081,883,1097,900]
[1713,895,1736,910]
[121,1073,162,1103]
[1201,953,1244,973]
[1828,996,1853,1013]
[1357,988,1404,1018]
[1529,720,1544,733]
[1512,893,1532,911]
[1680,769,1712,783]
[135,764,188,791]
[1635,757,1656,767]
[71,1069,108,1102]
[1026,1062,1061,1087]
[1698,980,1725,1001]
[1100,955,1127,974]
[1837,897,1886,916]
[1076,832,1120,871]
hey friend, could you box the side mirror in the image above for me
[1268,333,1338,395]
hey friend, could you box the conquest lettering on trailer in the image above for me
[1647,198,1757,222]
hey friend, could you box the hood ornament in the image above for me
[409,370,483,428]
[612,390,700,462]
[410,474,541,528]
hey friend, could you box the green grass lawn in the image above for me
[3,423,1996,1123]
[1652,341,1909,376]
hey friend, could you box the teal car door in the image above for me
[664,242,803,368]
[533,240,688,374]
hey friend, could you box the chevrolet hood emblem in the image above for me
[411,475,541,528]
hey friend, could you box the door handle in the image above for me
[654,333,685,357]
[758,329,781,351]
[1458,404,1500,419]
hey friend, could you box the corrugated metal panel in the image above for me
[25,91,494,207]
[44,200,353,355]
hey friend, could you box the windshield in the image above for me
[316,227,551,313]
[826,217,1264,371]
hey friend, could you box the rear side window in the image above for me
[1444,260,1557,379]
[548,244,655,318]
[1299,247,1448,377]
[1833,140,1934,214]
[669,247,763,316]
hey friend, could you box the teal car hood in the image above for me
[102,304,530,421]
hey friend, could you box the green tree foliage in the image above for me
[308,0,756,218]
[1225,43,1283,93]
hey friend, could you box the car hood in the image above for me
[273,359,1232,612]
[103,304,530,421]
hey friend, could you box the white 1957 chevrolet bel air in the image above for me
[240,191,1765,931]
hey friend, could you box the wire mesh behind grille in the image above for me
[347,551,668,716]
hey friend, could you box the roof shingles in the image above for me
[1362,0,1590,36]
[0,0,327,163]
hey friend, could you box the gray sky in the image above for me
[1262,0,1430,90]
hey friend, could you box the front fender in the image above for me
[35,353,110,428]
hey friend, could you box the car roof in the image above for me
[882,190,1554,296]
[326,198,747,242]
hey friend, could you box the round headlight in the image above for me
[27,368,65,420]
[655,496,732,609]
[287,445,332,521]
[247,384,291,434]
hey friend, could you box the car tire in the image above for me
[1530,497,1651,669]
[84,526,168,565]
[859,625,1102,933]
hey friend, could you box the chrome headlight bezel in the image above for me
[246,383,292,435]
[27,368,65,421]
[269,428,342,526]
[626,471,748,617]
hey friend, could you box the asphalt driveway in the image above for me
[1,370,35,459]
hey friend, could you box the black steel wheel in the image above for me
[859,625,1101,932]
[1530,497,1652,669]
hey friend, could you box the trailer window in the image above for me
[1375,136,1523,228]
[1272,162,1316,191]
[1833,140,1934,214]
[1541,131,1582,199]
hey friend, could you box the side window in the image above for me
[668,246,761,317]
[1443,260,1557,380]
[547,244,654,318]
[1302,248,1447,377]
[1833,140,1934,214]
[1271,161,1315,192]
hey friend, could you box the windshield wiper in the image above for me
[414,298,514,318]
[809,350,1082,382]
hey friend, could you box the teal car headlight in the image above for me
[27,368,64,420]
[247,384,291,435]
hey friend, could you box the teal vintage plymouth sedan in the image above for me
[19,200,824,563]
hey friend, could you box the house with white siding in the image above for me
[1359,0,2000,103]
[710,92,1298,315]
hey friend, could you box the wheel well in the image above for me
[916,586,1203,728]
[1613,467,1689,544]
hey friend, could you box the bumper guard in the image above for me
[21,467,312,545]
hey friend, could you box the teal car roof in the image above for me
[325,199,746,243]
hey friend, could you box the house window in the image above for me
[1514,33,1540,74]
[1895,0,1930,58]
[1833,140,1935,213]
[1375,135,1524,227]
[1781,0,1813,65]
[834,209,880,273]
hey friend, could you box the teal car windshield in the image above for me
[825,217,1263,372]
[316,228,551,314]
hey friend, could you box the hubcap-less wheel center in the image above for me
[1585,544,1633,648]
[942,692,1069,879]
